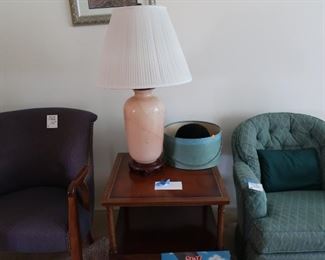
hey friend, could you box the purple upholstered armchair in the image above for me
[0,108,97,260]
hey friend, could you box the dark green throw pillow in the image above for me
[257,148,321,192]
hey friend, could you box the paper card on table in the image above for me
[155,181,183,190]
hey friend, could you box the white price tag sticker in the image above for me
[47,115,58,129]
[248,182,264,192]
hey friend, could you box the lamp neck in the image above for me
[133,89,154,98]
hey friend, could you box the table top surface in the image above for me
[102,153,230,207]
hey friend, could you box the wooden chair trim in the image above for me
[67,165,90,260]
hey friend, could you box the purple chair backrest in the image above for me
[0,108,97,195]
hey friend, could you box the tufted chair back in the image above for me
[232,113,325,186]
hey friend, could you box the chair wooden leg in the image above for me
[70,242,82,260]
[67,166,91,260]
[87,231,94,244]
[68,196,83,260]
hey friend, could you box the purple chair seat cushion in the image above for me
[0,187,90,252]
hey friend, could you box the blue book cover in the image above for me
[161,250,231,260]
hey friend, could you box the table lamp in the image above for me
[100,5,192,175]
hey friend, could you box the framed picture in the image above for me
[69,0,150,26]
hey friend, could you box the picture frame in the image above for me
[69,0,151,26]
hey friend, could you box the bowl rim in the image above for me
[164,120,222,142]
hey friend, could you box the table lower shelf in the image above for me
[114,206,218,255]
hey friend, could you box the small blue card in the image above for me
[161,250,231,260]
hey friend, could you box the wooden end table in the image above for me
[101,153,230,256]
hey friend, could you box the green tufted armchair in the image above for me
[232,113,325,260]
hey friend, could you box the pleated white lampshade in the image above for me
[100,5,192,89]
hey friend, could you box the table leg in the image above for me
[107,206,117,254]
[217,205,225,250]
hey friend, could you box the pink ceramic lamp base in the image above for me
[124,89,165,176]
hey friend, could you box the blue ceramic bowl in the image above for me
[164,121,222,170]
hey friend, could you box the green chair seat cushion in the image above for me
[246,242,325,260]
[257,148,321,192]
[249,191,325,254]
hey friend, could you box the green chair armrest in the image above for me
[234,161,267,218]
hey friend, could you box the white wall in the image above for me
[0,0,324,209]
